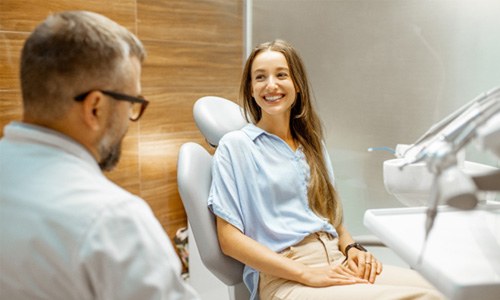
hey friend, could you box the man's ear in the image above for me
[80,91,105,131]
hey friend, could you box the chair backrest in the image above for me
[193,96,248,147]
[177,96,248,286]
[177,143,243,286]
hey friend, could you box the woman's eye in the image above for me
[277,72,288,78]
[255,74,265,81]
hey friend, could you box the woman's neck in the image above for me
[257,115,297,151]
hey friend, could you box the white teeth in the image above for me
[265,95,282,102]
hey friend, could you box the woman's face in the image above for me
[250,50,297,121]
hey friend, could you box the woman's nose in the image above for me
[266,76,277,89]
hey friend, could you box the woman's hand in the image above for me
[217,217,369,288]
[344,248,383,283]
[298,264,368,287]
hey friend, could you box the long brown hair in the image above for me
[240,39,343,228]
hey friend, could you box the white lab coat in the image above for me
[0,122,199,300]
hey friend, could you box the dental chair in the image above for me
[177,96,248,300]
[177,96,385,299]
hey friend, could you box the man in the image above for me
[0,11,199,299]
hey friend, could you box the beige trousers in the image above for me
[259,232,444,300]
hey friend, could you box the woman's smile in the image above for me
[251,50,297,119]
[263,94,285,102]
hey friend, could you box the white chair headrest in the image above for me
[193,96,248,146]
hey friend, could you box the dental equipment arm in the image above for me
[472,113,500,191]
[417,97,499,170]
[401,86,500,159]
[398,88,500,253]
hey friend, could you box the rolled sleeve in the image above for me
[208,144,245,232]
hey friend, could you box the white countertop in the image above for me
[364,203,500,300]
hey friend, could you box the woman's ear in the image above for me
[80,91,105,131]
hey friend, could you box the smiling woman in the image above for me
[250,50,297,134]
[251,0,500,239]
[207,39,444,300]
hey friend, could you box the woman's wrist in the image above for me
[343,242,367,262]
[280,257,307,283]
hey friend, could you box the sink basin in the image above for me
[364,204,500,300]
[384,159,498,206]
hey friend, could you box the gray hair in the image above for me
[20,11,145,120]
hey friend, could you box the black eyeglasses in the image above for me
[74,90,149,121]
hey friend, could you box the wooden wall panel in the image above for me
[0,0,243,248]
[0,90,22,131]
[140,40,242,89]
[0,32,25,91]
[0,1,137,32]
[140,86,240,135]
[107,134,141,196]
[137,0,241,45]
[139,132,205,239]
[134,0,243,243]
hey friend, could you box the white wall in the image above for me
[251,0,500,235]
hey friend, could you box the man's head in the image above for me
[20,11,146,171]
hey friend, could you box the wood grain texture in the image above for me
[0,91,22,130]
[140,86,240,136]
[138,131,207,237]
[0,1,137,33]
[105,134,141,196]
[0,0,243,245]
[141,39,243,89]
[0,32,26,91]
[137,0,242,44]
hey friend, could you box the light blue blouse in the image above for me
[208,124,338,300]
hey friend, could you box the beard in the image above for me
[98,113,127,172]
[98,137,122,171]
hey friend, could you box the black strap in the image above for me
[343,242,367,262]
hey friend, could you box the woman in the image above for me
[208,39,442,300]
